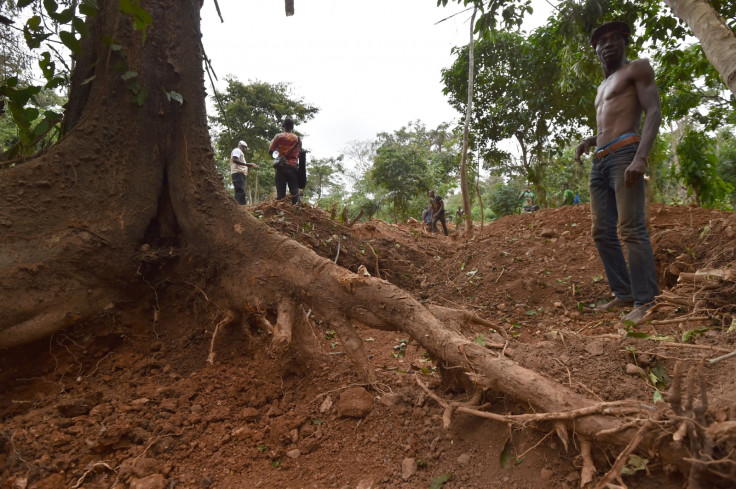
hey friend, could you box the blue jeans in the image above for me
[590,143,658,306]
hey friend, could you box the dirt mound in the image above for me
[1,203,734,488]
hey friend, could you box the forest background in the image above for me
[1,0,735,223]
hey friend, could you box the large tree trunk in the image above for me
[0,1,706,481]
[662,0,736,96]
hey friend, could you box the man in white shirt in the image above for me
[230,140,258,204]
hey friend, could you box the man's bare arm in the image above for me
[574,135,598,164]
[625,59,661,186]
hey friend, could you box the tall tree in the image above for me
[208,77,317,201]
[458,6,477,234]
[442,27,591,198]
[304,155,345,201]
[660,0,736,96]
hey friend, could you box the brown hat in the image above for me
[590,21,631,47]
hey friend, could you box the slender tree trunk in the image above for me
[661,0,736,95]
[459,7,477,235]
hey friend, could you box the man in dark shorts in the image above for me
[574,21,661,323]
[428,190,448,236]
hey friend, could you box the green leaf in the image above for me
[51,7,75,24]
[165,90,184,105]
[681,327,707,343]
[132,86,148,106]
[121,71,138,81]
[474,334,486,346]
[59,30,82,54]
[26,15,41,30]
[23,107,40,123]
[33,119,50,137]
[499,438,514,468]
[621,454,648,475]
[43,0,58,14]
[626,331,650,339]
[18,0,35,7]
[429,474,451,489]
[653,390,663,403]
[79,0,99,17]
[524,310,536,316]
[72,16,90,37]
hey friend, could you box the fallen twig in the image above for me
[592,421,654,489]
[709,351,736,364]
[71,462,116,489]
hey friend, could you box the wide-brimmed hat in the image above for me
[590,21,631,47]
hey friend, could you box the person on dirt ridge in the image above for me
[574,21,661,324]
[428,190,448,236]
[456,207,464,228]
[421,205,432,231]
[561,182,575,206]
[269,117,302,205]
[518,185,537,213]
[230,140,258,205]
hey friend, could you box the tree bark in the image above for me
[661,0,736,96]
[459,7,477,235]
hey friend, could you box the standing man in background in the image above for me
[428,190,448,236]
[230,140,258,205]
[574,21,661,323]
[269,117,302,205]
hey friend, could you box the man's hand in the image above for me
[249,163,259,169]
[624,157,647,187]
[574,141,592,164]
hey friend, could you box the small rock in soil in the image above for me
[401,457,417,481]
[540,467,554,480]
[319,395,333,413]
[625,363,646,376]
[457,453,471,465]
[337,387,373,418]
[129,474,167,489]
[356,479,375,489]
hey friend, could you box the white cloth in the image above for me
[230,147,248,175]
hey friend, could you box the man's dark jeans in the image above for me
[275,164,300,204]
[231,172,247,205]
[590,143,658,307]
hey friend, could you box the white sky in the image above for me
[200,1,555,162]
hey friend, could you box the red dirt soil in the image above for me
[1,203,735,489]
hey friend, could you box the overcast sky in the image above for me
[200,1,554,163]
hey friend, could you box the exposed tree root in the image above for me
[426,304,508,339]
[207,311,237,364]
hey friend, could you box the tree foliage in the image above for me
[367,121,461,223]
[305,155,346,202]
[441,26,592,201]
[674,128,734,209]
[208,77,318,199]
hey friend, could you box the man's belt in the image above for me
[594,135,641,159]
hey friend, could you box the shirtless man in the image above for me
[574,21,661,323]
